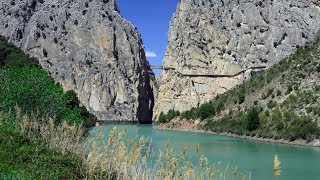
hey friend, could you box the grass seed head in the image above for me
[273,154,281,176]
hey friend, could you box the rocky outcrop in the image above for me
[155,0,320,118]
[0,0,155,123]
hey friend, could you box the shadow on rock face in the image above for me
[316,28,320,41]
[137,69,155,124]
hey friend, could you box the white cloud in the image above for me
[145,51,157,58]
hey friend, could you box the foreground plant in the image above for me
[273,154,281,176]
[4,108,246,179]
[85,128,246,179]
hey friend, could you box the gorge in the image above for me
[1,0,320,124]
[1,0,320,179]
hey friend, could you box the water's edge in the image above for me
[154,125,320,147]
[90,124,320,180]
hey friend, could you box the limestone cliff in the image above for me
[0,0,155,123]
[155,0,320,118]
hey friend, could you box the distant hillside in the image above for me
[159,41,320,142]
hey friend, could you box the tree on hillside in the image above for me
[199,102,215,120]
[246,106,260,131]
[64,90,80,108]
[158,112,167,123]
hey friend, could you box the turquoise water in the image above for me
[89,125,320,180]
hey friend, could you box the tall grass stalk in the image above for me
[6,108,246,179]
[273,154,281,176]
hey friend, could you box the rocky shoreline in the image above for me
[154,122,320,148]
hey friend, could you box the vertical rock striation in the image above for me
[0,0,156,123]
[155,0,320,118]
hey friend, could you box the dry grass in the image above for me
[273,154,282,176]
[9,107,246,179]
[15,107,85,156]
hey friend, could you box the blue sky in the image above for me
[117,0,179,75]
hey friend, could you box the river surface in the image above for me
[89,125,320,180]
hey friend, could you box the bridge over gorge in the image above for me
[151,66,175,70]
[150,66,267,78]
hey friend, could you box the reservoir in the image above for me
[89,125,320,180]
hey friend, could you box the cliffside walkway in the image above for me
[151,66,267,78]
[151,66,175,70]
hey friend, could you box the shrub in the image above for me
[306,107,313,114]
[267,100,278,109]
[286,84,293,94]
[180,111,190,120]
[238,92,245,104]
[190,107,199,119]
[313,107,320,116]
[317,65,320,72]
[265,110,270,117]
[266,88,274,97]
[198,102,215,120]
[216,101,225,113]
[166,109,180,120]
[80,106,97,128]
[64,90,80,108]
[276,90,282,96]
[290,116,319,141]
[296,72,306,79]
[245,106,261,131]
[0,36,39,68]
[237,88,246,104]
[158,112,167,123]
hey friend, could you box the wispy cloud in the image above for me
[145,51,157,58]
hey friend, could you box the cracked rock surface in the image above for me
[0,0,156,123]
[155,0,320,118]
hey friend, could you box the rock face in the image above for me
[155,0,320,118]
[0,0,155,123]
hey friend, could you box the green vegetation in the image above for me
[160,41,320,142]
[158,112,168,123]
[0,36,96,178]
[0,36,39,68]
[158,110,180,123]
[245,106,261,131]
[206,106,319,142]
[0,36,95,128]
[0,123,84,179]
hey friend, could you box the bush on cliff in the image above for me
[245,106,261,131]
[158,112,168,123]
